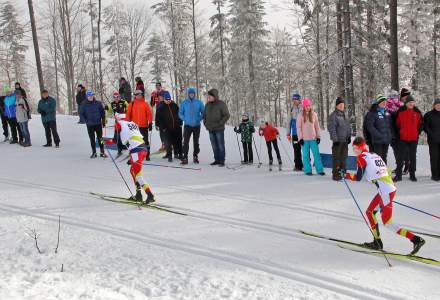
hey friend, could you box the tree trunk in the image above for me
[27,0,45,92]
[217,1,226,95]
[89,0,97,92]
[192,0,199,98]
[52,19,60,112]
[97,0,104,102]
[389,0,399,91]
[434,9,439,99]
[324,1,330,126]
[170,2,179,103]
[315,1,324,126]
[336,0,345,99]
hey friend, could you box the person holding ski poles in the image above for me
[345,136,425,255]
[234,113,255,164]
[259,121,282,169]
[286,92,303,171]
[114,113,155,204]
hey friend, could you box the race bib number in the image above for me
[127,123,139,131]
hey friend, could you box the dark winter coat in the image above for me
[395,106,423,141]
[76,90,87,107]
[37,96,57,123]
[328,109,351,143]
[0,96,4,115]
[424,109,440,144]
[364,106,393,145]
[106,100,128,115]
[80,99,105,126]
[155,101,182,130]
[119,81,132,102]
[234,120,255,143]
[203,99,230,131]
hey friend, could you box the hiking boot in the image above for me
[210,161,219,166]
[193,156,199,164]
[409,173,417,182]
[43,143,52,147]
[269,159,273,166]
[318,172,326,176]
[306,173,313,176]
[181,159,188,165]
[100,153,108,158]
[218,162,225,167]
[168,157,173,163]
[363,238,383,250]
[90,153,97,159]
[10,140,18,144]
[410,236,425,255]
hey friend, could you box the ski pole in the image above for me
[235,131,243,162]
[106,146,135,199]
[342,176,392,267]
[142,162,201,171]
[252,136,262,167]
[278,137,294,169]
[394,201,440,220]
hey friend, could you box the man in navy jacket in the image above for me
[80,91,106,158]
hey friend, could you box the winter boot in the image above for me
[363,238,383,251]
[43,143,52,147]
[403,163,409,175]
[168,156,173,163]
[318,172,326,176]
[162,154,170,159]
[135,190,143,202]
[3,137,9,142]
[410,236,425,255]
[181,158,188,165]
[90,153,97,159]
[10,140,18,144]
[409,173,417,182]
[269,159,273,166]
[193,156,199,164]
[100,153,108,158]
[210,161,219,166]
[146,191,155,204]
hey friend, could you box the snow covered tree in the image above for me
[147,33,169,84]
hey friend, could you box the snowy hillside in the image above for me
[0,115,439,300]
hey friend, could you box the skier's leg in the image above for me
[266,141,273,163]
[366,193,382,239]
[310,140,324,173]
[248,142,253,162]
[302,141,312,174]
[130,151,152,194]
[273,140,281,161]
[242,142,248,162]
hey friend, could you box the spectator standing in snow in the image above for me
[15,90,32,147]
[179,87,205,165]
[150,82,163,109]
[423,98,440,182]
[0,91,10,142]
[286,92,303,171]
[135,77,145,96]
[4,86,23,144]
[204,89,230,167]
[80,91,106,158]
[296,98,325,176]
[234,113,255,164]
[119,77,132,102]
[259,122,282,167]
[37,90,60,148]
[15,82,27,100]
[76,84,87,124]
[394,95,423,182]
[105,91,128,156]
[328,97,352,181]
[386,93,404,169]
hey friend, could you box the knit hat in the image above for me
[302,98,312,107]
[434,98,440,105]
[292,92,301,101]
[3,85,11,93]
[386,97,403,113]
[160,90,172,100]
[242,113,249,120]
[400,88,411,98]
[375,94,387,105]
[86,90,94,97]
[335,97,345,107]
[187,87,197,96]
[208,89,219,100]
[405,94,415,104]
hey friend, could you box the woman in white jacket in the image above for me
[15,91,31,147]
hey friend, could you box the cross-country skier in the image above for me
[345,136,425,255]
[114,113,155,204]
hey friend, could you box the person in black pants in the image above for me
[0,95,9,141]
[80,91,106,158]
[424,98,440,181]
[105,91,128,156]
[38,90,61,147]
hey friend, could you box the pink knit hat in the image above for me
[386,97,403,113]
[302,98,312,107]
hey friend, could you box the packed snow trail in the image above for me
[0,115,439,299]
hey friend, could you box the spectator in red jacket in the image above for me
[259,122,282,167]
[394,95,423,182]
[150,82,163,108]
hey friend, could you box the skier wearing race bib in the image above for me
[114,113,155,204]
[345,136,425,255]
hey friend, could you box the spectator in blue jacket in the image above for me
[178,87,205,165]
[285,92,303,171]
[38,90,60,147]
[364,94,394,163]
[80,91,106,158]
[3,87,23,144]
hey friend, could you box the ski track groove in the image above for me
[0,202,405,300]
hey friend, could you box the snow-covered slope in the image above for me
[0,115,438,300]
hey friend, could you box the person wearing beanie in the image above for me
[0,88,10,142]
[204,89,230,167]
[286,92,303,171]
[15,90,32,147]
[386,96,408,175]
[126,90,153,160]
[423,99,440,181]
[364,94,393,163]
[400,88,411,102]
[394,94,423,182]
[296,98,325,176]
[259,122,282,169]
[105,91,129,156]
[119,77,132,102]
[135,77,145,96]
[80,90,106,158]
[328,97,352,181]
[155,91,183,162]
[76,84,87,123]
[179,87,205,165]
[234,113,255,164]
[345,137,425,254]
[362,98,378,152]
[38,90,60,148]
[3,86,22,144]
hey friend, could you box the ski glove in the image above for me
[299,139,304,146]
[292,135,298,142]
[234,126,239,133]
[316,138,320,145]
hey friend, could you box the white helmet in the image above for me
[114,113,126,121]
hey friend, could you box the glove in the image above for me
[299,139,304,146]
[287,135,292,142]
[333,142,340,146]
[347,137,351,145]
[148,123,153,131]
[316,138,320,145]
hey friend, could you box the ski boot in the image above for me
[410,236,425,255]
[135,190,143,202]
[193,156,199,164]
[210,161,219,166]
[318,172,326,176]
[145,191,155,204]
[363,238,383,250]
[90,152,97,159]
[100,153,108,158]
[116,151,123,159]
[168,156,173,163]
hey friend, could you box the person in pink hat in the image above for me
[296,98,325,176]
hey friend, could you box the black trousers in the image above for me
[8,117,23,142]
[428,142,440,180]
[396,140,417,176]
[113,130,125,153]
[266,140,281,162]
[183,125,200,159]
[291,138,303,170]
[242,141,253,162]
[139,127,150,155]
[43,121,60,146]
[332,142,348,177]
[372,143,389,164]
[165,127,183,158]
[87,124,104,154]
[1,114,8,138]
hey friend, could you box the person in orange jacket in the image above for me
[126,90,153,160]
[259,121,282,168]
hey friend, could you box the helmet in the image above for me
[114,113,126,121]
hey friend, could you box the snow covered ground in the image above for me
[0,115,439,300]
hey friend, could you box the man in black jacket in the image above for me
[424,98,440,181]
[76,84,87,124]
[155,91,182,162]
[119,78,132,102]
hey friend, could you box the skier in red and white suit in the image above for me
[345,137,425,255]
[115,113,155,203]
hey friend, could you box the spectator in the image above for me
[423,98,440,182]
[386,94,405,173]
[38,90,60,148]
[364,95,393,163]
[296,98,325,176]
[204,89,230,167]
[76,84,87,124]
[394,95,423,182]
[179,87,205,165]
[0,91,9,142]
[362,98,376,152]
[155,91,182,162]
[3,86,22,144]
[15,90,32,147]
[80,91,106,158]
[150,82,163,108]
[135,77,145,96]
[119,77,132,102]
[105,91,128,156]
[234,113,255,164]
[15,82,27,99]
[328,97,352,181]
[126,90,153,160]
[286,92,303,171]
